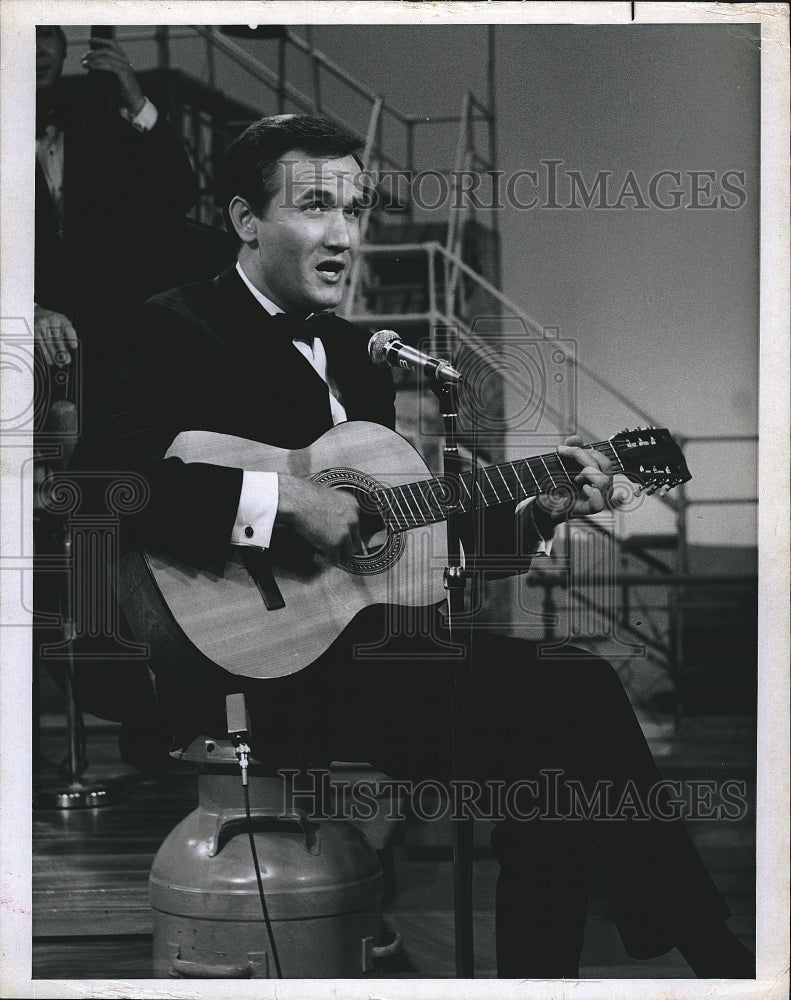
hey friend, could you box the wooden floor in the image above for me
[32,714,755,980]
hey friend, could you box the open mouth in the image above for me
[315,261,346,282]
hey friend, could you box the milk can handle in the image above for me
[171,957,253,977]
[362,930,403,972]
[211,809,319,856]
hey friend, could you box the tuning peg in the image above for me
[633,485,643,497]
[659,485,671,496]
[646,485,658,496]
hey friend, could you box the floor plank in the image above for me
[33,715,756,979]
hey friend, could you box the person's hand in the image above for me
[535,434,615,526]
[80,38,146,117]
[33,304,77,367]
[276,475,363,561]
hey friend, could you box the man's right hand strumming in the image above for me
[276,475,363,561]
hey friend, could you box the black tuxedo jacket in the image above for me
[73,265,532,577]
[73,266,396,566]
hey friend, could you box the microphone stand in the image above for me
[432,378,475,978]
[33,385,126,810]
[33,522,126,810]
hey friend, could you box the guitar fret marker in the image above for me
[387,489,407,531]
[379,491,402,530]
[409,482,433,521]
[496,464,515,499]
[386,488,409,530]
[512,462,530,496]
[605,440,625,473]
[538,454,556,488]
[482,467,501,504]
[399,485,420,523]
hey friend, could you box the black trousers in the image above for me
[155,605,730,978]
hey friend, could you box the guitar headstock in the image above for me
[609,428,691,496]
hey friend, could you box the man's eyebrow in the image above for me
[292,182,367,209]
[290,183,337,203]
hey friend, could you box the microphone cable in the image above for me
[227,693,283,978]
[242,780,283,978]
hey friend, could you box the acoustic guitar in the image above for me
[119,422,690,679]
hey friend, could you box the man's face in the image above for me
[36,26,66,92]
[243,151,365,315]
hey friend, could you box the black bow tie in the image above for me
[268,311,336,346]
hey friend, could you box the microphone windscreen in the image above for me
[368,329,400,366]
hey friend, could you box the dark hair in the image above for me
[36,25,68,54]
[216,114,364,239]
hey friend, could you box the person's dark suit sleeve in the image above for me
[110,109,199,215]
[130,113,199,214]
[70,299,240,570]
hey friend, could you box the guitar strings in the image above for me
[375,440,628,531]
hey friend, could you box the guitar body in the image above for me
[120,420,689,681]
[124,422,448,679]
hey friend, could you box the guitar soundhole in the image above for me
[310,467,405,575]
[358,504,389,555]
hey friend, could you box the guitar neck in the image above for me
[375,441,625,532]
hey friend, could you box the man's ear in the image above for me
[227,196,260,245]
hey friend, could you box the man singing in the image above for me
[72,114,754,979]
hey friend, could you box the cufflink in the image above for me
[244,525,254,539]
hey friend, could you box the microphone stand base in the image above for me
[33,776,127,811]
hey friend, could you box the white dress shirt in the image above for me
[231,262,347,549]
[231,260,553,556]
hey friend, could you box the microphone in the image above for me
[368,330,463,384]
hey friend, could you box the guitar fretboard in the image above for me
[372,441,626,532]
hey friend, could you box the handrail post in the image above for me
[155,26,170,70]
[486,26,497,193]
[445,93,473,320]
[406,120,415,219]
[305,26,323,113]
[204,27,215,91]
[278,35,286,113]
[672,439,690,726]
[428,244,437,355]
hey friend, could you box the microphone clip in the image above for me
[226,692,252,786]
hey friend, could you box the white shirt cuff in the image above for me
[232,471,279,549]
[515,496,554,556]
[120,97,158,132]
